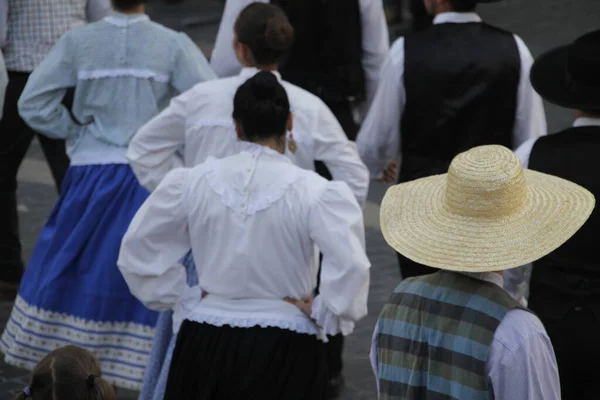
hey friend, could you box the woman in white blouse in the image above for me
[0,0,215,390]
[118,71,370,399]
[128,4,369,398]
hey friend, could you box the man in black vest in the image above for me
[507,29,600,400]
[356,0,547,279]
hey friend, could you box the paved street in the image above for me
[1,0,599,398]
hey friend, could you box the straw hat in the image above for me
[380,145,595,272]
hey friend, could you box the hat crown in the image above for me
[567,31,600,89]
[443,145,527,218]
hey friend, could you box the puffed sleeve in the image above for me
[171,33,217,94]
[309,181,371,335]
[18,33,80,139]
[127,94,188,191]
[117,168,193,311]
[313,103,370,206]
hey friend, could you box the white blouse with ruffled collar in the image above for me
[118,141,371,339]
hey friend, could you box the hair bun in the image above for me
[249,71,280,100]
[264,14,294,51]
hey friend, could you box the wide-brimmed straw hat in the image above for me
[380,145,595,272]
[530,29,600,111]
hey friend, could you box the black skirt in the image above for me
[164,320,328,399]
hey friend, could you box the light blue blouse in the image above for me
[18,12,216,166]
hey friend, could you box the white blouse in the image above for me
[127,67,369,205]
[118,142,371,339]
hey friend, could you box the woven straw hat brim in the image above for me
[380,170,595,272]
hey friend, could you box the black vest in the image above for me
[400,22,520,183]
[528,127,600,320]
[271,0,365,104]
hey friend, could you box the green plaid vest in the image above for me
[376,270,527,399]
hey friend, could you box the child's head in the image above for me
[13,346,116,400]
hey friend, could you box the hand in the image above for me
[377,160,398,183]
[284,296,313,318]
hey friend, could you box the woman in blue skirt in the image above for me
[0,0,215,391]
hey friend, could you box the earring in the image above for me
[288,133,297,154]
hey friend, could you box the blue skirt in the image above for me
[139,251,198,400]
[0,164,158,391]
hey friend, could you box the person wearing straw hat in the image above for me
[356,0,547,280]
[502,29,600,399]
[371,145,595,399]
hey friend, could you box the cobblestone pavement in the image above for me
[2,0,599,399]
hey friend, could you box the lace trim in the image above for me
[186,314,319,336]
[78,68,169,83]
[104,15,150,27]
[205,166,304,216]
[0,296,155,390]
[311,295,355,337]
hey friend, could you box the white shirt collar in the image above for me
[459,271,504,288]
[105,12,150,27]
[236,141,291,163]
[573,117,600,128]
[239,67,282,82]
[433,12,482,25]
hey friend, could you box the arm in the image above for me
[488,311,561,400]
[117,168,192,310]
[309,182,371,335]
[210,0,260,77]
[512,35,547,147]
[86,0,111,22]
[356,38,405,179]
[0,51,6,120]
[313,104,370,206]
[357,0,390,121]
[171,33,217,94]
[127,95,187,192]
[17,33,80,139]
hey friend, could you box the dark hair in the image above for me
[232,71,290,142]
[111,0,148,12]
[449,0,478,12]
[13,346,116,400]
[234,3,294,65]
[581,109,600,118]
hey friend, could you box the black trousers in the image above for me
[313,99,358,379]
[530,302,598,400]
[0,71,70,283]
[165,321,328,399]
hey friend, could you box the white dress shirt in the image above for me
[504,117,600,304]
[127,67,369,205]
[118,142,371,338]
[357,12,547,178]
[209,0,389,119]
[370,272,560,400]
